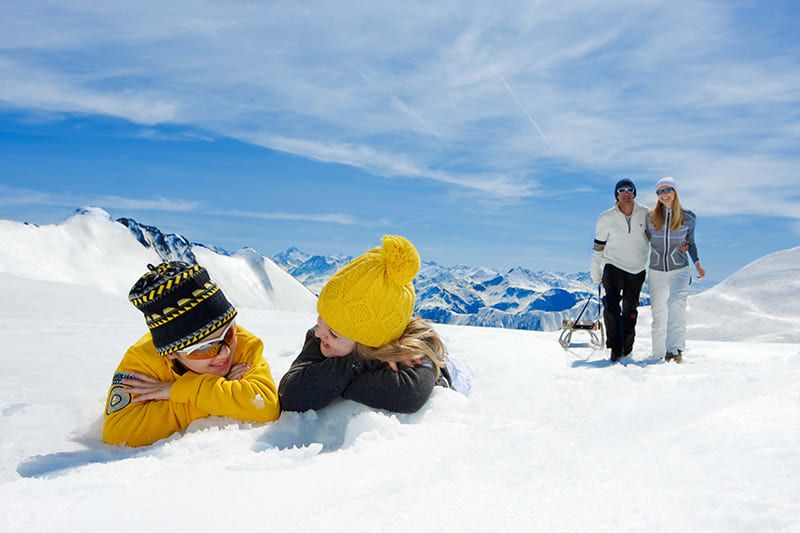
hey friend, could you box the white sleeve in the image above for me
[591,215,607,284]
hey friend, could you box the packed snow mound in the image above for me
[688,246,800,342]
[0,208,316,313]
[0,207,158,294]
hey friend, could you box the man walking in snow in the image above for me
[591,179,650,363]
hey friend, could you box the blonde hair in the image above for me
[355,317,447,377]
[650,190,684,232]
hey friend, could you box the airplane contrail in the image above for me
[501,75,552,149]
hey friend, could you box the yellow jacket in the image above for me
[103,325,280,447]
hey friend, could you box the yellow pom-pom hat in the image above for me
[317,235,420,347]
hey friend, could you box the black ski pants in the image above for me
[602,264,646,357]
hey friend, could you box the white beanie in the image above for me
[656,176,677,191]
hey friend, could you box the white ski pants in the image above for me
[649,267,690,358]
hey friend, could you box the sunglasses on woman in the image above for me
[179,322,236,360]
[656,187,675,195]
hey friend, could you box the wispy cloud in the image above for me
[0,185,54,206]
[221,209,358,225]
[94,195,200,212]
[247,134,535,198]
[134,129,215,142]
[1,1,798,214]
[0,186,364,227]
[0,58,177,125]
[0,186,200,213]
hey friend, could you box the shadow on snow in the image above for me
[571,356,665,369]
[16,438,147,479]
[18,400,435,478]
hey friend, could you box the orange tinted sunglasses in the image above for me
[180,322,236,360]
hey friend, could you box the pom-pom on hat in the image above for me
[656,176,677,191]
[614,178,637,199]
[317,235,420,348]
[129,262,237,355]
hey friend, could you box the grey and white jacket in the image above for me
[646,208,699,272]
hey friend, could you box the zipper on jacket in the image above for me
[663,210,670,271]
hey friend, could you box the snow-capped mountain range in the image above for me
[270,247,607,331]
[1,208,722,333]
[271,248,723,331]
[272,247,351,294]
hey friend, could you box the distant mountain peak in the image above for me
[71,206,112,219]
[116,216,197,264]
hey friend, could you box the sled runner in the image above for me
[558,288,605,351]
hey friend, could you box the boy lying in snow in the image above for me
[103,261,280,447]
[279,235,470,414]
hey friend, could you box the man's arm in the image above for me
[591,215,607,284]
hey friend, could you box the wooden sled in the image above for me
[558,290,605,350]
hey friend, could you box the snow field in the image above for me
[2,273,799,532]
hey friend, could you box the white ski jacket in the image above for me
[591,202,650,284]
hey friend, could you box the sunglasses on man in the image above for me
[617,187,635,194]
[178,321,236,360]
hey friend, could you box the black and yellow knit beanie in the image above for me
[128,262,237,355]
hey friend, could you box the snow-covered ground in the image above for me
[2,270,799,532]
[687,247,800,343]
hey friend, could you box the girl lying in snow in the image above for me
[279,235,470,414]
[102,262,280,447]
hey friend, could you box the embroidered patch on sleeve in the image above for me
[106,386,132,415]
[106,372,135,415]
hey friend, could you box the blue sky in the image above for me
[1,1,799,279]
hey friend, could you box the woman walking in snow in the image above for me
[646,177,706,363]
[279,235,469,413]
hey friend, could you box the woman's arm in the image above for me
[278,329,364,412]
[342,360,438,414]
[694,261,706,279]
[684,210,700,263]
